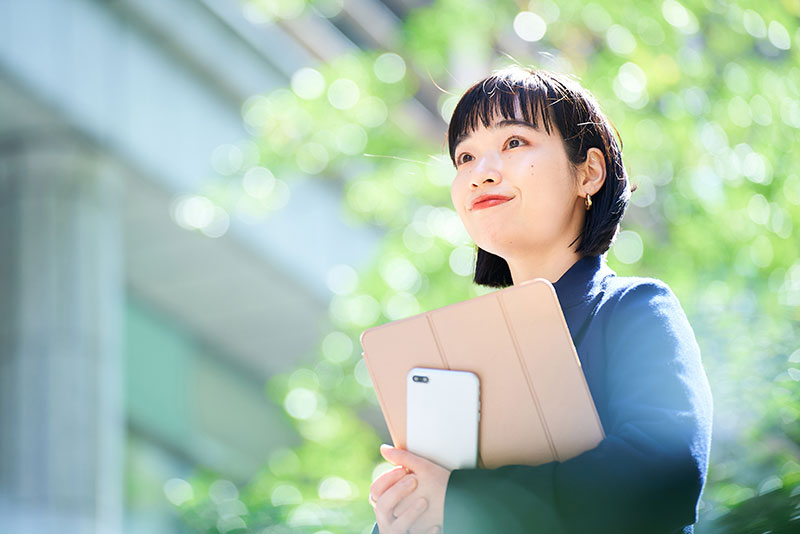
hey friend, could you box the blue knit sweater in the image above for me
[374,254,713,534]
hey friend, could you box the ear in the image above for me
[579,148,606,197]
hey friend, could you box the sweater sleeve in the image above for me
[443,281,713,534]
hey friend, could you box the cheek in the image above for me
[451,176,474,232]
[450,173,468,207]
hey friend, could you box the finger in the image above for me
[392,491,422,520]
[374,474,418,526]
[369,466,407,503]
[427,526,442,534]
[391,497,428,533]
[380,445,436,472]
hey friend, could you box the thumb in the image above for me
[380,444,431,471]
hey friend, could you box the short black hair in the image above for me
[447,66,631,288]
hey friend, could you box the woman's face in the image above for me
[450,113,585,262]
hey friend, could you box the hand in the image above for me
[369,445,451,534]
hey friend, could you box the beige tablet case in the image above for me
[360,278,605,470]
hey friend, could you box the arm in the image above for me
[444,282,713,534]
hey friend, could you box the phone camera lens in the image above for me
[412,375,429,383]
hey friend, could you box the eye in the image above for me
[505,136,526,150]
[456,153,474,166]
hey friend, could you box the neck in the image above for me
[506,248,582,285]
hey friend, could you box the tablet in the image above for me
[360,278,604,469]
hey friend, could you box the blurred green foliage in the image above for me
[172,0,800,532]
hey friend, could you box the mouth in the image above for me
[470,194,514,211]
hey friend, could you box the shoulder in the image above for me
[594,271,702,372]
[596,273,695,346]
[601,275,684,318]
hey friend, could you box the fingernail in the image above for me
[404,475,417,488]
[431,527,441,534]
[416,497,428,509]
[380,444,392,451]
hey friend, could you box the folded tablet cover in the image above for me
[360,278,604,469]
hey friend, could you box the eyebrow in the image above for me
[495,119,539,130]
[453,119,541,151]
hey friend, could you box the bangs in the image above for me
[447,72,559,163]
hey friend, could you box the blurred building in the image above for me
[0,0,441,532]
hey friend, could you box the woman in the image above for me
[368,66,713,534]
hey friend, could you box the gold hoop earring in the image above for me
[585,193,592,211]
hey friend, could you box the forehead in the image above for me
[451,91,555,148]
[453,115,549,150]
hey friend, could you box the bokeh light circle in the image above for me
[449,246,475,277]
[321,331,353,363]
[163,478,194,506]
[336,123,368,155]
[606,24,637,55]
[243,167,276,199]
[284,388,318,419]
[612,230,644,264]
[271,484,303,506]
[326,264,359,295]
[318,476,353,500]
[357,96,389,128]
[327,78,360,110]
[374,53,407,83]
[513,11,547,42]
[291,68,326,100]
[296,142,330,174]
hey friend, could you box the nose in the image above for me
[471,155,502,188]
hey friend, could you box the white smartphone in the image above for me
[406,367,480,470]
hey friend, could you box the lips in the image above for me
[470,194,514,211]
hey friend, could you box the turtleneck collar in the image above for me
[552,254,614,308]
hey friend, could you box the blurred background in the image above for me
[0,0,798,533]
